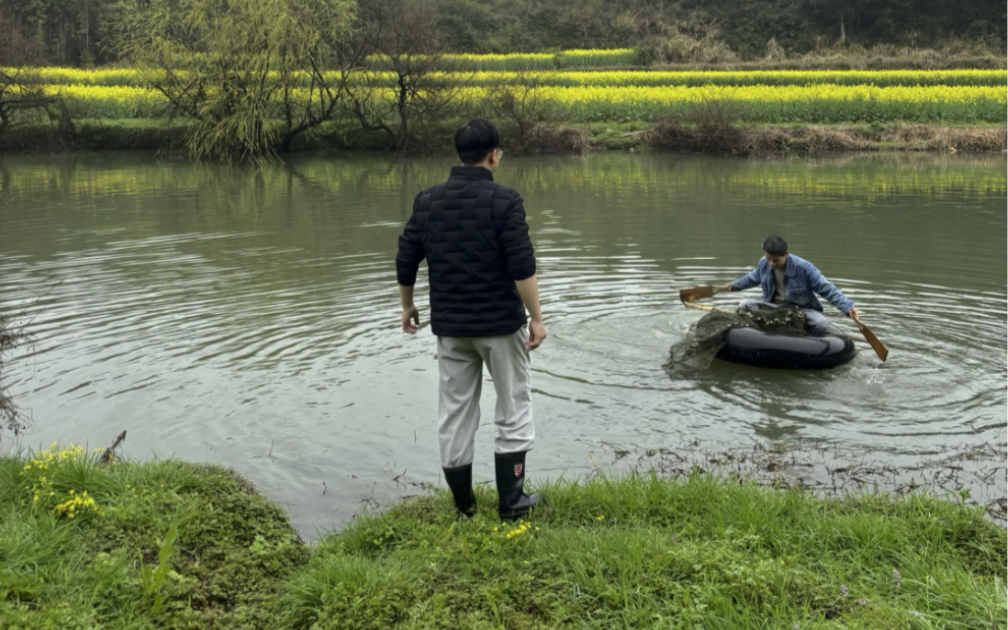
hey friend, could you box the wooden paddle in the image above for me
[681,301,718,312]
[851,313,888,362]
[679,285,725,303]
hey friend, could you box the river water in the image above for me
[1,151,1005,536]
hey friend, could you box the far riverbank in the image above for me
[1,120,1005,157]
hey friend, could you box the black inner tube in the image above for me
[716,326,857,370]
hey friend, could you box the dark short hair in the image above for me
[761,235,788,256]
[455,118,500,165]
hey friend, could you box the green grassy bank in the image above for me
[1,119,1005,156]
[1,445,1004,629]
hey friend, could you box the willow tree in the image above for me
[113,0,355,161]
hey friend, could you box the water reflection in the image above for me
[0,151,1004,537]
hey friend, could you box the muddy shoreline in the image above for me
[376,439,1008,527]
[611,439,1008,526]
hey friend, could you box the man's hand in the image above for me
[402,305,420,334]
[723,282,733,291]
[527,318,546,350]
[399,284,420,334]
[515,274,545,350]
[847,306,860,320]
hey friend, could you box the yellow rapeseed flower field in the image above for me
[19,59,1007,124]
[43,84,167,118]
[32,66,147,86]
[24,66,1005,88]
[534,84,1006,123]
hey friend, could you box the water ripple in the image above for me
[1,152,1003,538]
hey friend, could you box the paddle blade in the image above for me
[855,318,888,362]
[679,285,719,303]
[682,302,717,312]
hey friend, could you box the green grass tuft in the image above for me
[282,472,1006,629]
[0,446,308,629]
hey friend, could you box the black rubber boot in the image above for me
[443,464,476,517]
[494,451,540,521]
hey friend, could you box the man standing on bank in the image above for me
[724,235,859,335]
[396,118,545,521]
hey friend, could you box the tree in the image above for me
[0,0,114,66]
[0,68,59,139]
[341,0,473,151]
[0,7,64,142]
[435,0,507,53]
[112,0,356,161]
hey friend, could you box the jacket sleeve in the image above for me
[499,192,536,281]
[395,193,426,286]
[807,263,853,314]
[731,260,763,291]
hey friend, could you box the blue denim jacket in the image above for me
[731,253,853,314]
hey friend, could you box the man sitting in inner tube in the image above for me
[723,235,860,336]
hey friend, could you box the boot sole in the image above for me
[499,495,540,520]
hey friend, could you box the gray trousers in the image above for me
[738,299,830,336]
[436,327,534,469]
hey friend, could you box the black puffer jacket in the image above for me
[396,166,536,337]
